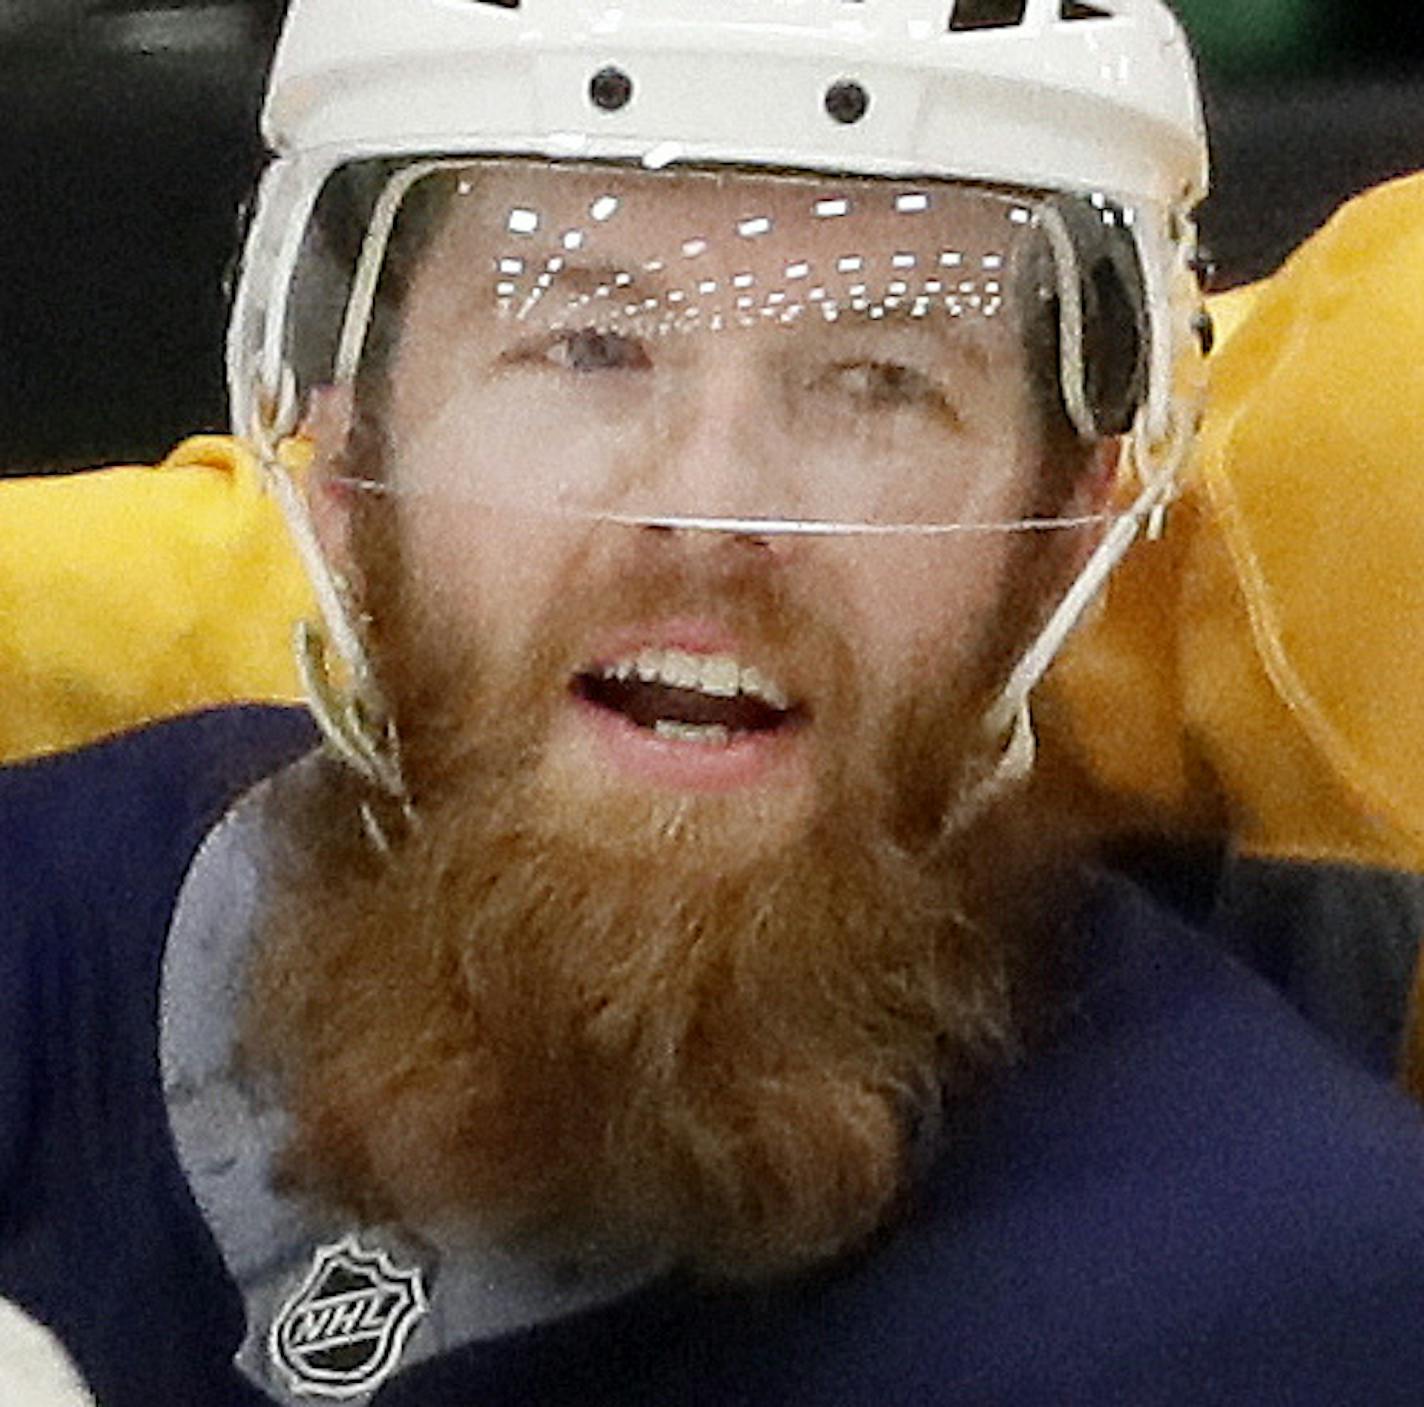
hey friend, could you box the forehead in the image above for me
[405,160,1033,325]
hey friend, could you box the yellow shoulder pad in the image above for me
[0,436,311,763]
[1046,173,1424,868]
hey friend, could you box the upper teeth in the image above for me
[601,648,790,710]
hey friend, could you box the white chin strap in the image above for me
[943,415,1191,837]
[249,377,411,818]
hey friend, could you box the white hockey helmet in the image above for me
[262,0,1203,200]
[231,0,1206,460]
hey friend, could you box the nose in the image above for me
[621,341,805,529]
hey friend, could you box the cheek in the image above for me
[396,498,558,659]
[836,536,1015,688]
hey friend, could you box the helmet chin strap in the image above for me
[942,400,1197,838]
[251,379,414,852]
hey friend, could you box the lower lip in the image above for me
[563,696,805,794]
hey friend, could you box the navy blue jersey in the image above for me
[5,708,1424,1405]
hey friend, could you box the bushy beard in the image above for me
[239,500,1080,1281]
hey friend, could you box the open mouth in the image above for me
[571,647,803,746]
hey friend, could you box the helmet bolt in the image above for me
[824,79,870,125]
[589,66,634,112]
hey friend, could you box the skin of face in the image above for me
[307,162,1116,853]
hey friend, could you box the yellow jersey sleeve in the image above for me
[0,436,311,763]
[1045,171,1424,869]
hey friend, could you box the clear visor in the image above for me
[281,158,1145,534]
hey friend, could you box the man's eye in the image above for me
[543,328,651,374]
[818,360,940,409]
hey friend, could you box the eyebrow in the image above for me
[806,305,998,373]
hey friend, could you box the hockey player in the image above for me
[4,2,1424,1403]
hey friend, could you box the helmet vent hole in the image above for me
[1192,310,1216,357]
[470,0,520,8]
[948,0,1028,31]
[824,79,870,125]
[1060,1,1114,19]
[589,66,634,112]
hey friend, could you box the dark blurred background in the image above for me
[2,0,1422,473]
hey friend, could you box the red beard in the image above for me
[239,503,1077,1278]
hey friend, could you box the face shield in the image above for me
[272,156,1149,538]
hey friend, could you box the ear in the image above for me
[1079,437,1121,515]
[1059,437,1125,583]
[301,382,358,583]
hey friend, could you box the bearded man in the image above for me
[5,2,1424,1404]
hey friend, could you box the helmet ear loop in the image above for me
[1038,205,1099,444]
[1125,248,1211,543]
[254,371,415,851]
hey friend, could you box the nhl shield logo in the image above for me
[270,1235,428,1398]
